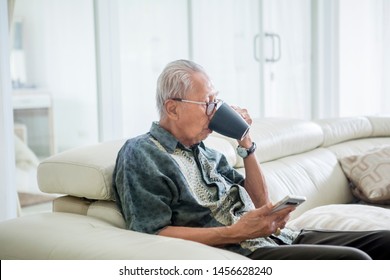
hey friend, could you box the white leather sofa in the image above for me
[1,116,390,259]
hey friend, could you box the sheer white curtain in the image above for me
[8,0,14,26]
[339,0,386,116]
[0,0,18,221]
[382,0,390,114]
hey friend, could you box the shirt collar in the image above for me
[149,122,205,154]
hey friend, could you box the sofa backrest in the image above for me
[205,118,324,167]
[38,118,325,201]
[37,116,390,222]
[38,139,125,201]
[314,116,390,147]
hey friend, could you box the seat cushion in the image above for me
[287,204,390,231]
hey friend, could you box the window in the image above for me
[11,0,98,194]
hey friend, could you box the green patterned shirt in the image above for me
[113,122,298,256]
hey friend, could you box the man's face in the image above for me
[175,72,218,146]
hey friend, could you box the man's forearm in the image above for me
[158,204,285,246]
[237,136,269,208]
[243,153,270,208]
[158,225,242,246]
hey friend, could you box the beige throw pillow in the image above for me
[339,146,390,204]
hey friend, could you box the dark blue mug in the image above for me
[209,102,250,140]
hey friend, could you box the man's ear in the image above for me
[164,99,180,120]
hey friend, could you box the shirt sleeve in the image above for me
[113,138,179,234]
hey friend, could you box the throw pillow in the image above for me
[339,146,390,204]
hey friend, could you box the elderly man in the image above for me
[113,59,390,259]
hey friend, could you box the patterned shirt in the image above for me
[113,122,298,256]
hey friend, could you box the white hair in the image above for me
[156,59,210,118]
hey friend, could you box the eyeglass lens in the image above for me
[206,101,218,115]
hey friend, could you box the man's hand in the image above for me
[231,105,253,147]
[227,203,294,242]
[159,204,294,246]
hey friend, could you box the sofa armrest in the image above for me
[0,212,248,260]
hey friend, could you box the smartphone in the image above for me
[271,195,306,213]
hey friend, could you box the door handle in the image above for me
[265,32,281,63]
[253,34,261,62]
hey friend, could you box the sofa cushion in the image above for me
[367,116,390,137]
[287,204,390,231]
[52,195,126,229]
[316,117,372,147]
[225,118,323,167]
[260,148,354,219]
[339,146,390,204]
[37,140,126,200]
[211,118,323,168]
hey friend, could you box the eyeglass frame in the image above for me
[170,98,222,116]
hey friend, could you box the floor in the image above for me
[18,191,55,217]
[16,165,54,216]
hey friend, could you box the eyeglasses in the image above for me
[171,98,222,116]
